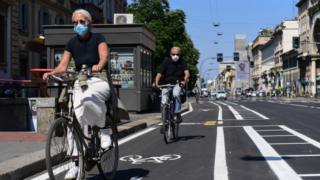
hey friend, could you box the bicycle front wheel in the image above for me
[46,117,84,180]
[97,117,119,179]
[174,121,179,139]
[162,105,174,144]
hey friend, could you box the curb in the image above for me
[0,102,190,180]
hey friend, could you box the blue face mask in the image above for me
[74,23,89,36]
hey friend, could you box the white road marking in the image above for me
[214,127,228,180]
[269,142,309,145]
[215,101,244,120]
[223,125,281,128]
[262,135,295,137]
[243,126,302,180]
[118,126,158,145]
[130,176,143,180]
[120,154,181,164]
[180,122,203,125]
[181,102,193,116]
[299,174,320,177]
[256,129,285,132]
[226,101,238,106]
[228,105,243,120]
[281,154,320,157]
[280,125,320,149]
[209,102,223,120]
[30,163,71,180]
[290,104,308,108]
[221,118,268,121]
[239,105,269,119]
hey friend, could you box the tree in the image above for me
[128,0,199,88]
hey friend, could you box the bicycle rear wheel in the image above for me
[46,117,84,180]
[97,117,119,179]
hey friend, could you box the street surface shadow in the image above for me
[241,155,291,161]
[88,168,149,180]
[176,135,205,141]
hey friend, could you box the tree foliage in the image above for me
[128,0,199,87]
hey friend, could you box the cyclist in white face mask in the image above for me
[155,47,190,129]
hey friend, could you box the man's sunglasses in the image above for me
[72,20,87,26]
[171,54,180,56]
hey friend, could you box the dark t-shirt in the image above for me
[158,57,186,84]
[65,32,106,71]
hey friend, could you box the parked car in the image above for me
[216,90,227,100]
[210,91,217,100]
[258,90,266,97]
[235,88,242,96]
[251,91,257,97]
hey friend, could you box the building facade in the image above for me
[259,20,298,94]
[297,0,320,96]
[0,0,127,80]
[250,29,273,90]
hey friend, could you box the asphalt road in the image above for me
[28,98,320,180]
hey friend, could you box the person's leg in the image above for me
[173,84,182,113]
[173,84,182,123]
[160,88,169,133]
[82,77,111,149]
[74,77,111,150]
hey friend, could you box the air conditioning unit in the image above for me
[114,13,133,24]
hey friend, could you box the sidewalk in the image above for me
[0,102,190,180]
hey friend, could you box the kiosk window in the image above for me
[110,49,135,88]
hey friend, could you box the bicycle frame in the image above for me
[54,74,104,160]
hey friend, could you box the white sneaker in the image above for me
[100,129,111,149]
[64,163,78,179]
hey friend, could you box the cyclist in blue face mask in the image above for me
[43,9,111,179]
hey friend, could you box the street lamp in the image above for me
[201,68,216,88]
[199,57,216,77]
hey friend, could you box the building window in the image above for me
[39,9,51,34]
[19,0,28,32]
[0,14,6,64]
[57,0,64,5]
[107,0,113,23]
[55,15,64,24]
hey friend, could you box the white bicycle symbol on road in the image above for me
[120,154,181,164]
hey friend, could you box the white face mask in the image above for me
[171,55,180,62]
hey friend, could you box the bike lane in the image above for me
[106,101,219,180]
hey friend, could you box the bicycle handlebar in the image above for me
[157,84,176,88]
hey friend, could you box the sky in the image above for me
[128,0,298,82]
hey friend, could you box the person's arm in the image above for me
[155,73,162,87]
[42,50,71,80]
[181,70,190,86]
[92,42,108,72]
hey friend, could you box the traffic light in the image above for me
[293,37,300,49]
[217,53,223,62]
[233,52,239,61]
